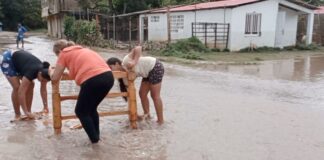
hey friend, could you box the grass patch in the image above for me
[149,37,323,63]
[29,28,47,33]
[239,44,319,53]
[152,37,210,60]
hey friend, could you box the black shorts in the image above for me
[142,60,164,85]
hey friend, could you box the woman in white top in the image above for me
[107,46,165,124]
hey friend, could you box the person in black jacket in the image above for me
[1,49,51,121]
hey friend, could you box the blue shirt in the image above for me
[18,26,27,37]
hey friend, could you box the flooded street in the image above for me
[1,36,324,160]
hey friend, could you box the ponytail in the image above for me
[119,79,127,101]
[40,61,51,81]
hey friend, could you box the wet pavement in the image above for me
[0,35,324,159]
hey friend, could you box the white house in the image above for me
[138,0,317,51]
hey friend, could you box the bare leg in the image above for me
[16,39,19,48]
[139,81,150,117]
[18,77,34,118]
[26,81,34,112]
[7,77,21,118]
[21,39,24,48]
[150,82,164,124]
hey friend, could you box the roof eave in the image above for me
[287,0,318,10]
[150,0,266,14]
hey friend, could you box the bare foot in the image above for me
[35,109,49,115]
[42,108,49,114]
[157,120,164,125]
[14,115,35,121]
[70,124,83,130]
[137,114,151,121]
[24,113,36,120]
[10,115,22,123]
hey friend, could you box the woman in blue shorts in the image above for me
[1,49,50,120]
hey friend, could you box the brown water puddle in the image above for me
[0,36,324,159]
[194,55,324,82]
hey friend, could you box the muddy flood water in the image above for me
[1,36,324,160]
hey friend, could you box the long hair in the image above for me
[107,57,128,101]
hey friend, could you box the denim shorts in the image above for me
[17,35,24,41]
[142,60,164,84]
[1,50,19,77]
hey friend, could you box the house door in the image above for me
[275,11,286,48]
[141,17,148,42]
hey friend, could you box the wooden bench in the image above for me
[51,71,138,134]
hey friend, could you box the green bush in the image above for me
[222,48,230,52]
[211,48,221,52]
[239,44,318,53]
[158,37,209,59]
[295,43,318,50]
[239,46,281,52]
[63,16,75,40]
[283,45,295,51]
[64,16,106,47]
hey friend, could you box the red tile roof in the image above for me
[315,6,324,14]
[152,0,261,13]
[151,0,317,13]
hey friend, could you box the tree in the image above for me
[0,1,3,19]
[302,0,324,6]
[0,0,45,30]
[77,0,102,9]
[22,0,46,29]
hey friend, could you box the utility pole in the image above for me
[167,6,171,43]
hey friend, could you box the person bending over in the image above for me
[107,46,165,124]
[50,39,114,143]
[1,49,50,120]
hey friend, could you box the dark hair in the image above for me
[107,57,127,101]
[40,61,51,81]
[107,57,122,66]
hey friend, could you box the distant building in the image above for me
[41,0,80,38]
[313,6,324,45]
[138,0,317,51]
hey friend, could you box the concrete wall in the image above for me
[297,14,324,45]
[141,13,168,41]
[229,0,278,51]
[140,0,307,51]
[43,0,80,38]
[47,14,64,38]
[140,8,232,43]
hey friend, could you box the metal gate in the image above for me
[192,22,230,49]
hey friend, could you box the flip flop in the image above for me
[34,109,49,116]
[9,116,33,123]
[70,124,83,130]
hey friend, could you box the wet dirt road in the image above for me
[0,36,324,160]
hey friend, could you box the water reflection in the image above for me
[210,55,324,82]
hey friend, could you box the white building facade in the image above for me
[139,0,316,51]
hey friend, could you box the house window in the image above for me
[245,13,261,36]
[151,16,160,22]
[170,15,184,33]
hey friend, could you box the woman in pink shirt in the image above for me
[50,39,114,143]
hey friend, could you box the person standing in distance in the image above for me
[16,23,27,49]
